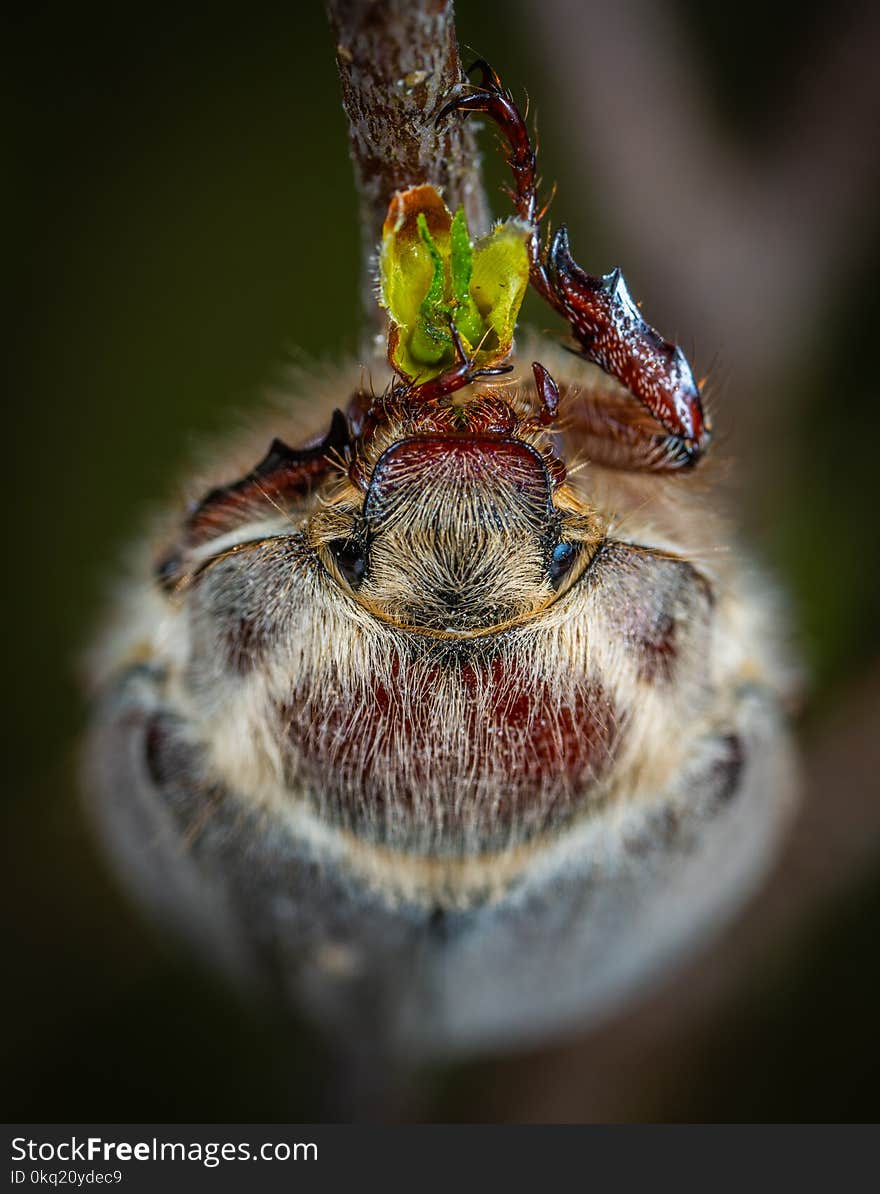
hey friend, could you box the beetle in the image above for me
[85,60,797,1064]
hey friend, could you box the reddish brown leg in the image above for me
[439,62,710,468]
[533,361,701,473]
[184,410,350,548]
[393,320,513,407]
[546,230,707,463]
[348,323,513,434]
[563,381,707,472]
[346,325,515,491]
[438,61,546,290]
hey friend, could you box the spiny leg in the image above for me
[347,321,513,435]
[561,377,707,472]
[437,60,546,291]
[439,62,710,468]
[533,360,702,473]
[546,230,707,462]
[396,320,514,407]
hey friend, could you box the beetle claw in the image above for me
[465,58,505,93]
[435,85,496,127]
[473,363,515,380]
[439,61,709,469]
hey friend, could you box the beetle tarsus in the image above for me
[402,321,515,408]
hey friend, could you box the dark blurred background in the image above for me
[5,0,880,1121]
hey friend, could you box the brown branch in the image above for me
[327,0,490,343]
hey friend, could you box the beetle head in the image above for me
[311,390,602,637]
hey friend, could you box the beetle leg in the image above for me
[437,60,543,276]
[183,409,351,548]
[533,359,699,473]
[547,229,708,460]
[439,62,710,465]
[566,383,707,472]
[399,319,514,407]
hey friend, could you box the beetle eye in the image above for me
[548,541,578,590]
[328,539,368,589]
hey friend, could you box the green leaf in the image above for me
[378,185,529,382]
[471,221,531,356]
